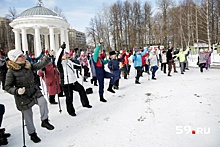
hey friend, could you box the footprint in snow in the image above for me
[137,116,146,122]
[104,117,110,121]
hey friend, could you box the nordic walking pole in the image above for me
[40,77,45,95]
[21,103,26,147]
[53,65,62,113]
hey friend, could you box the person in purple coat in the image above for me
[204,48,213,70]
[108,51,126,90]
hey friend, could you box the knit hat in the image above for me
[200,49,204,52]
[8,49,24,62]
[109,51,116,56]
[81,51,85,55]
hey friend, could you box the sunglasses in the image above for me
[18,55,25,58]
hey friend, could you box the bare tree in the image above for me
[5,7,18,20]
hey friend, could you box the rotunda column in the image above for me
[12,29,21,50]
[60,28,65,45]
[44,34,49,51]
[55,33,59,50]
[49,27,56,52]
[21,27,28,53]
[34,26,42,56]
[65,29,70,52]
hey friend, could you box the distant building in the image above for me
[69,29,86,51]
[0,17,14,51]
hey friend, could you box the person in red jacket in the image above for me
[38,59,61,104]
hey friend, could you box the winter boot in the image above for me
[100,95,107,102]
[41,118,54,130]
[30,132,41,143]
[49,95,58,104]
[135,79,140,84]
[94,80,98,86]
[90,79,93,84]
[83,77,88,82]
[107,84,115,93]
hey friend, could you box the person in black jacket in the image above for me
[166,47,178,76]
[0,50,7,91]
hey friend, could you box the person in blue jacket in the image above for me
[132,46,149,84]
[108,51,125,90]
[93,43,115,102]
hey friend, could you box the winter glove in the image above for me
[18,87,25,95]
[61,43,66,49]
[49,50,56,57]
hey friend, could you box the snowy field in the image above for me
[1,54,220,147]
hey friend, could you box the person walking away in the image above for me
[5,49,55,143]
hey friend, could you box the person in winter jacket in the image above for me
[132,46,149,84]
[26,52,43,89]
[108,51,125,90]
[0,50,7,90]
[38,57,61,104]
[71,48,81,78]
[198,49,208,72]
[0,103,11,146]
[204,48,213,70]
[176,48,190,74]
[93,43,115,102]
[89,54,98,86]
[5,49,55,143]
[78,51,89,82]
[166,47,178,76]
[149,50,159,80]
[55,44,92,117]
[161,50,167,74]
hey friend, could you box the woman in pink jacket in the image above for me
[38,60,61,104]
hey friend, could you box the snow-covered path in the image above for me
[1,63,220,147]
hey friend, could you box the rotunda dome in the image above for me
[19,5,57,17]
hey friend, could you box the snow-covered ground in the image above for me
[1,54,220,147]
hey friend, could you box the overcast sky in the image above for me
[0,0,159,32]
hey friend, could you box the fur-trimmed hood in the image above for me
[7,60,31,70]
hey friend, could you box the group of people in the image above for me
[0,44,214,145]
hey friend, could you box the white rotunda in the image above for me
[10,0,70,56]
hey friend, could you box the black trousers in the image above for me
[0,104,5,127]
[135,66,143,81]
[62,81,90,114]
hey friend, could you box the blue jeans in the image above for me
[151,66,158,78]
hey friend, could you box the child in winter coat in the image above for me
[93,43,115,102]
[5,49,55,143]
[55,44,92,117]
[108,51,125,90]
[149,50,159,80]
[132,46,149,84]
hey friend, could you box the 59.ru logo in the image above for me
[176,126,210,134]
